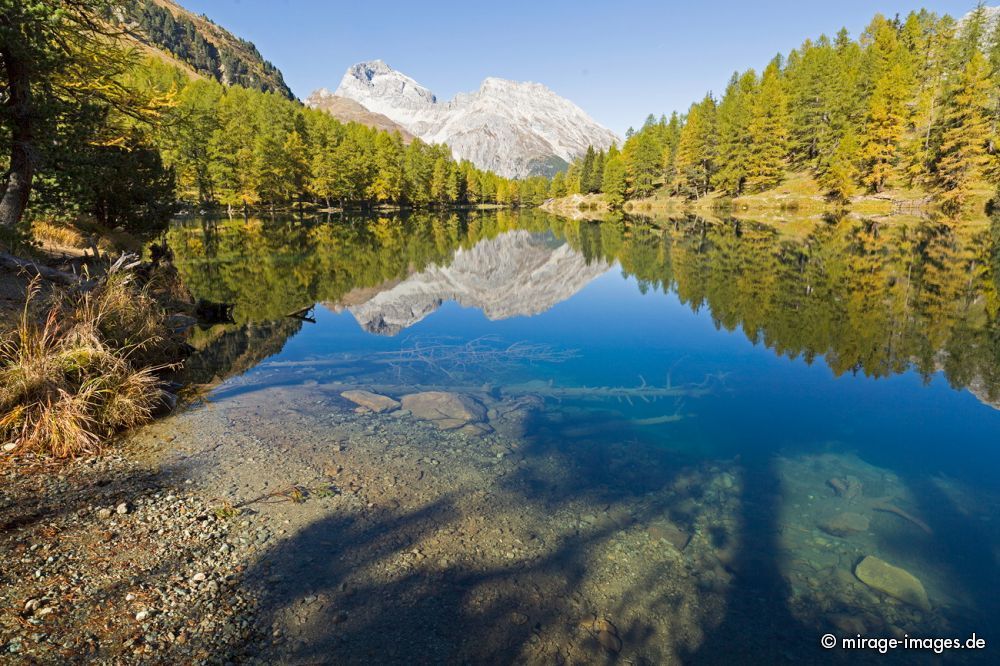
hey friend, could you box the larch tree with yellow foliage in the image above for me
[935,51,992,212]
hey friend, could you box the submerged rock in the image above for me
[819,511,870,537]
[828,475,863,500]
[340,390,400,413]
[647,521,691,551]
[400,391,487,429]
[580,617,622,654]
[854,555,931,611]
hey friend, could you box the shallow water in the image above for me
[151,210,1000,663]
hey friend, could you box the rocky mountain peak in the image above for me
[320,60,619,178]
[337,60,437,109]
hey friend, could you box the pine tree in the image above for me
[661,112,682,189]
[592,150,605,193]
[713,70,756,195]
[281,129,310,203]
[602,150,628,209]
[624,130,663,198]
[209,87,260,210]
[986,12,1000,189]
[367,132,404,202]
[674,96,717,198]
[785,36,838,169]
[858,15,914,193]
[860,62,910,192]
[935,51,992,212]
[901,12,952,188]
[579,145,596,193]
[430,157,450,203]
[548,171,567,198]
[820,129,860,201]
[745,58,790,192]
[565,162,582,195]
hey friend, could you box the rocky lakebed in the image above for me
[2,379,991,664]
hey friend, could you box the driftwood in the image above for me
[502,378,709,402]
[0,251,95,288]
[631,413,685,425]
[309,378,709,403]
[871,502,933,535]
[374,337,578,368]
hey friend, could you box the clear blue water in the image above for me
[271,270,1000,479]
[168,211,1000,662]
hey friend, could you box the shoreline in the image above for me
[538,181,993,223]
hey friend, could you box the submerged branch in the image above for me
[371,336,579,375]
[309,378,712,402]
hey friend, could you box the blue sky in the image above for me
[180,0,979,135]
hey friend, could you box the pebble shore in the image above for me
[1,452,270,664]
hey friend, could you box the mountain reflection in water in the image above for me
[169,210,1000,407]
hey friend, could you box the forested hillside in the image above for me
[0,1,545,247]
[561,6,1000,213]
[115,0,294,99]
[138,60,549,211]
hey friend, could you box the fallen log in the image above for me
[0,251,94,289]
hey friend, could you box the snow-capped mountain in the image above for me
[308,60,619,178]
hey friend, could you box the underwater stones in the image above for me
[579,616,622,654]
[340,390,400,413]
[597,628,622,654]
[647,521,691,551]
[400,391,487,429]
[818,511,870,537]
[508,611,529,625]
[828,476,863,500]
[854,556,931,612]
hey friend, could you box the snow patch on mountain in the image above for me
[312,60,619,178]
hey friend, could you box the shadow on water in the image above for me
[879,472,1000,640]
[238,435,997,664]
[680,459,806,665]
[233,407,774,663]
[240,410,722,663]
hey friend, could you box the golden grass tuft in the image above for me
[0,259,179,459]
[31,220,88,249]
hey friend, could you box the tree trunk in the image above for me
[0,46,36,229]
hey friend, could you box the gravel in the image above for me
[0,452,269,664]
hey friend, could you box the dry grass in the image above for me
[30,220,89,250]
[0,258,180,459]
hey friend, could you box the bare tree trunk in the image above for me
[0,46,35,229]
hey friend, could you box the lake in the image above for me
[143,209,1000,663]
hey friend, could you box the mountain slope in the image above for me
[314,60,619,178]
[117,0,294,99]
[304,90,414,141]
